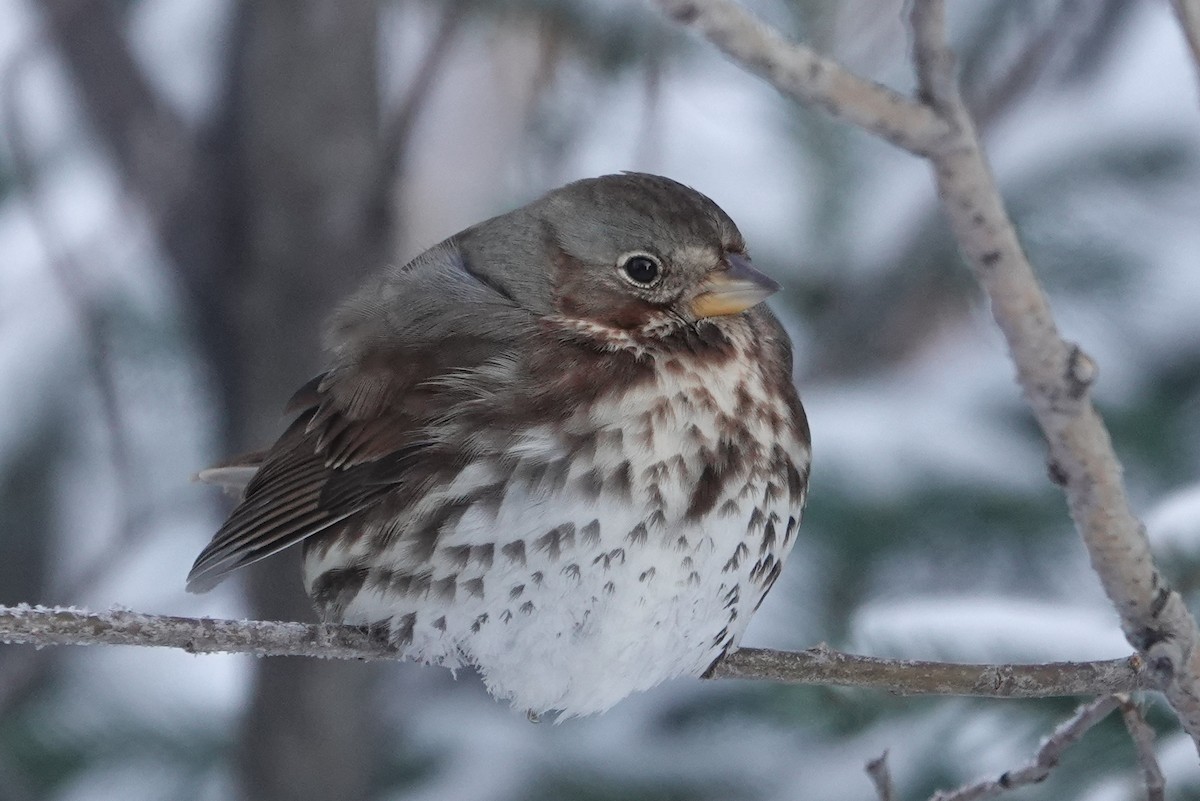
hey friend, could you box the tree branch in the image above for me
[651,0,949,156]
[905,0,1200,749]
[651,0,1200,753]
[920,694,1165,801]
[866,751,896,801]
[930,695,1122,801]
[1119,697,1166,801]
[0,41,161,721]
[38,0,230,328]
[0,605,397,661]
[0,606,1149,698]
[375,3,468,257]
[715,643,1146,697]
[37,0,195,213]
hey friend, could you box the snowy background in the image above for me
[2,1,1200,799]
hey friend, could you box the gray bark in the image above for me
[228,4,386,801]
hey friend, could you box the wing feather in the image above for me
[187,243,533,592]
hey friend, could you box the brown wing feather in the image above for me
[188,406,367,592]
[187,366,462,593]
[188,244,534,593]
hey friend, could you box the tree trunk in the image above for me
[42,2,392,798]
[225,4,387,801]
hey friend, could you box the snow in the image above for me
[1146,482,1200,557]
[850,597,1130,662]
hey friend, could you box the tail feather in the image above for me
[194,465,261,497]
[193,450,268,498]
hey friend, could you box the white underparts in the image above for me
[305,326,809,716]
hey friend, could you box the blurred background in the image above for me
[2,0,1200,799]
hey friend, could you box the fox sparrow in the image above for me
[189,173,811,716]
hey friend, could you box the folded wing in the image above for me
[187,243,532,592]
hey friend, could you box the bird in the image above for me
[188,172,811,717]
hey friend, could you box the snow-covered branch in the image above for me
[653,0,1200,752]
[0,605,1148,699]
[1120,697,1167,801]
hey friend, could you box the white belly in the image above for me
[305,342,808,716]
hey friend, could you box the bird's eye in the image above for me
[620,254,661,286]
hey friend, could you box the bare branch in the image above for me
[930,696,1121,801]
[650,0,949,156]
[904,0,1200,750]
[0,605,399,661]
[0,606,1149,698]
[716,644,1146,697]
[1171,0,1200,97]
[909,0,955,111]
[1119,697,1166,801]
[866,751,896,801]
[0,49,215,716]
[375,3,468,258]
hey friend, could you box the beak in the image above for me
[689,253,781,319]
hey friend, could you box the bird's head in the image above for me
[539,173,779,337]
[460,173,780,343]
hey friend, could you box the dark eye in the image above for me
[621,255,661,286]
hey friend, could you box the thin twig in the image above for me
[866,750,896,801]
[1119,697,1166,801]
[4,27,206,607]
[908,0,955,111]
[930,695,1121,801]
[651,0,949,156]
[716,645,1146,697]
[0,606,1150,698]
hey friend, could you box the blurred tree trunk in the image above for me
[41,2,391,799]
[227,4,386,801]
